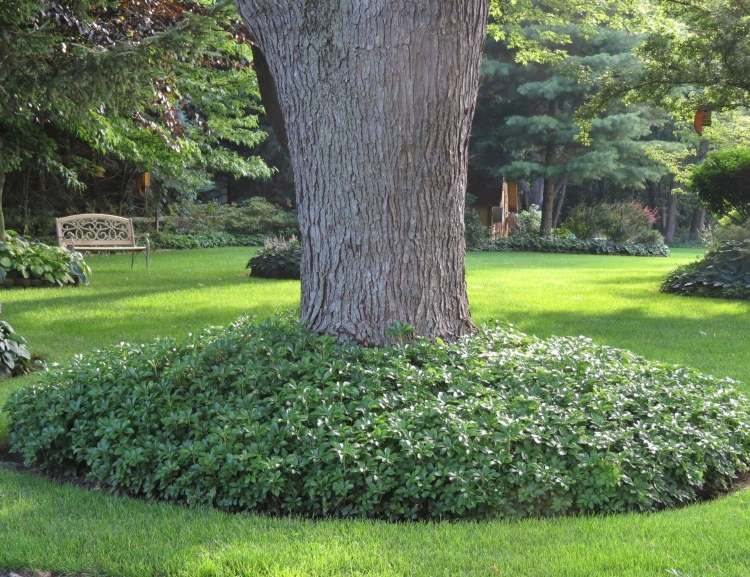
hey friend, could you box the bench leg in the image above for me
[145,247,150,271]
[131,252,135,270]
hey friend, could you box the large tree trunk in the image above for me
[552,176,568,229]
[540,177,557,236]
[0,170,6,242]
[690,206,706,240]
[238,1,487,345]
[665,192,679,245]
[527,178,544,207]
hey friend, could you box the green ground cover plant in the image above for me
[0,320,32,378]
[8,316,750,520]
[484,236,669,256]
[151,231,265,250]
[663,240,750,300]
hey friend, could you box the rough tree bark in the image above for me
[0,170,6,242]
[665,190,679,245]
[552,176,568,229]
[237,1,488,345]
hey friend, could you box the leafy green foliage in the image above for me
[512,206,543,238]
[485,236,669,257]
[711,220,750,244]
[488,0,643,64]
[565,201,662,244]
[478,30,666,191]
[0,0,270,204]
[0,232,90,286]
[691,147,750,221]
[607,0,750,115]
[8,317,750,520]
[167,199,298,237]
[0,319,32,378]
[247,237,300,279]
[464,207,491,250]
[662,240,750,300]
[151,231,264,250]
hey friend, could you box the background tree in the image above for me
[474,28,666,235]
[592,0,750,117]
[0,0,270,239]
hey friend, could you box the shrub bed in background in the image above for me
[9,317,750,521]
[167,198,298,237]
[0,232,90,287]
[247,236,301,279]
[483,236,670,257]
[150,231,265,250]
[564,201,663,245]
[662,240,750,300]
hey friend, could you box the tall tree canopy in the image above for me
[0,0,270,238]
[592,0,750,115]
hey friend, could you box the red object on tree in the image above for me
[694,108,712,135]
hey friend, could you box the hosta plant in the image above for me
[484,236,670,257]
[0,232,90,287]
[662,240,750,300]
[8,317,750,521]
[0,319,32,378]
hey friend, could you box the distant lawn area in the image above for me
[1,247,750,577]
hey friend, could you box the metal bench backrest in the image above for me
[56,214,136,248]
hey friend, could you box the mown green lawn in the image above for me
[1,247,749,577]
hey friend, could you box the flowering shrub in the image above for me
[511,205,542,238]
[565,201,663,244]
[167,198,297,237]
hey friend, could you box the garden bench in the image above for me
[56,213,150,269]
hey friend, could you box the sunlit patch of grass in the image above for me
[0,246,748,577]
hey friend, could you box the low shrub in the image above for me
[711,219,750,244]
[167,198,298,237]
[564,201,661,244]
[691,146,750,220]
[465,207,490,250]
[662,240,750,300]
[247,236,301,279]
[0,319,32,378]
[483,236,670,257]
[8,318,750,520]
[151,231,265,250]
[512,205,542,238]
[0,232,90,287]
